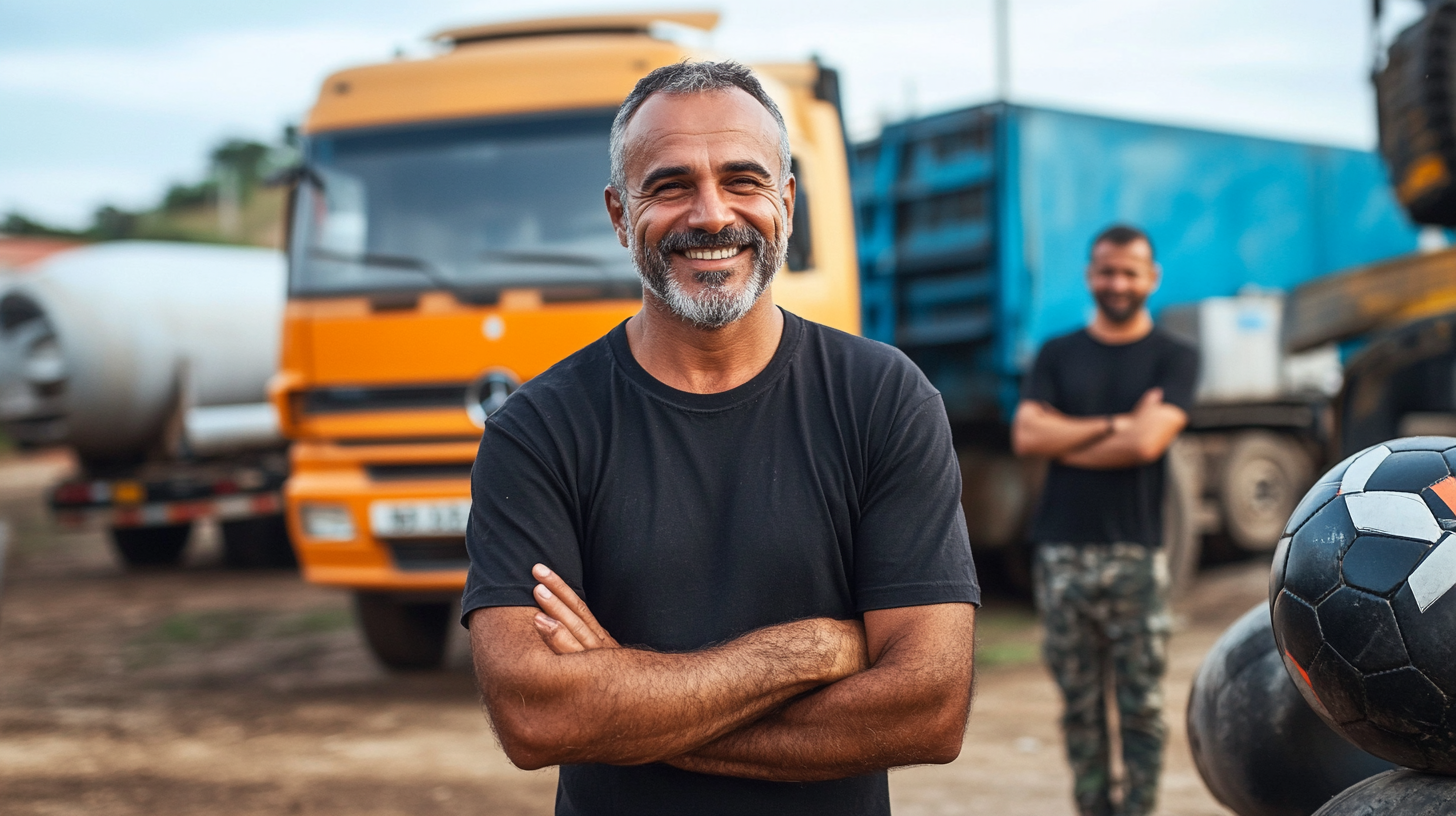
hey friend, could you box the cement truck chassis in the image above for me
[49,454,292,568]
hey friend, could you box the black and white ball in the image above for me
[1269,437,1456,774]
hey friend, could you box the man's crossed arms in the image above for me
[467,564,976,781]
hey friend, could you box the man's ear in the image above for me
[781,174,796,241]
[1151,262,1163,294]
[604,186,629,248]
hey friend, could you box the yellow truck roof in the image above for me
[430,10,719,44]
[306,12,727,134]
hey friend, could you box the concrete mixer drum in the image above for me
[4,242,296,569]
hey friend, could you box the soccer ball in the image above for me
[1270,437,1456,774]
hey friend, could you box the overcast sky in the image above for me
[0,0,1430,228]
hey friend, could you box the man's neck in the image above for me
[1087,308,1154,345]
[624,294,785,394]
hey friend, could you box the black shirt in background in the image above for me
[1023,327,1199,548]
[462,309,980,816]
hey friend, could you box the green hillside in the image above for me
[3,137,294,250]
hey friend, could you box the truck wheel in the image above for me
[221,514,297,569]
[1164,438,1202,596]
[1220,431,1313,553]
[354,592,452,670]
[110,523,191,568]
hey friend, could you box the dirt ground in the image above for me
[0,449,1259,815]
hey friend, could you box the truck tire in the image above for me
[1164,438,1202,596]
[220,514,297,569]
[1220,431,1313,553]
[354,592,452,670]
[110,523,191,568]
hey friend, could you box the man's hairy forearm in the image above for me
[1012,402,1110,459]
[667,604,977,781]
[1057,405,1186,470]
[1057,428,1147,469]
[471,608,866,770]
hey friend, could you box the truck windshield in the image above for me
[289,109,635,297]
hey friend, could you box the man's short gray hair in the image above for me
[609,60,792,196]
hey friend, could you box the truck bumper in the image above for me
[55,492,283,530]
[285,440,474,593]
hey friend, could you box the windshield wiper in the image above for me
[307,248,474,301]
[480,250,610,268]
[266,164,327,190]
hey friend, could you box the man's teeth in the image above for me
[683,246,743,261]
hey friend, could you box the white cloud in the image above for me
[0,26,403,126]
[0,0,1411,224]
[0,165,166,226]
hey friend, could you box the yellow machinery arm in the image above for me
[1284,247,1456,353]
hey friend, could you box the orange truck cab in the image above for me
[274,11,861,668]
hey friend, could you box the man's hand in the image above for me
[530,563,621,653]
[1058,387,1186,470]
[1132,386,1163,418]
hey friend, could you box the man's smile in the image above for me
[682,246,747,261]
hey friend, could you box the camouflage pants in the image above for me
[1034,543,1172,816]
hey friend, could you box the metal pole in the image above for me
[995,0,1011,101]
[0,520,10,618]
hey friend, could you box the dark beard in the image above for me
[1095,290,1146,324]
[632,223,785,330]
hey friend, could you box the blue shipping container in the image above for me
[853,103,1422,424]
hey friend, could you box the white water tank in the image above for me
[1161,293,1344,403]
[0,241,286,461]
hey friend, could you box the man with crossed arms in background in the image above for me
[1013,225,1198,816]
[462,61,980,816]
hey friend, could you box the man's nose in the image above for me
[685,185,735,234]
[1102,272,1133,291]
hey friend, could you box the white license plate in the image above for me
[369,499,471,537]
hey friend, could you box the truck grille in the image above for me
[366,463,474,481]
[384,537,470,571]
[302,384,466,415]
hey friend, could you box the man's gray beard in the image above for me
[630,224,786,330]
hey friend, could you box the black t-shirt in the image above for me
[462,309,979,816]
[1022,327,1198,548]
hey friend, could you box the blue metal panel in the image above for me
[852,103,1422,424]
[1011,106,1421,370]
[994,107,1026,419]
[852,106,1003,418]
[852,136,903,344]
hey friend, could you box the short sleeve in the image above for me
[854,393,980,612]
[1022,342,1059,405]
[460,420,582,626]
[1158,340,1200,412]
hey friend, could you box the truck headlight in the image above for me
[300,503,355,541]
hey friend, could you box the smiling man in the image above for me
[1011,225,1198,816]
[462,62,979,816]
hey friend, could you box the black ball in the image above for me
[1270,437,1456,774]
[1312,769,1456,815]
[1189,604,1395,816]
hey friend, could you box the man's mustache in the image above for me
[656,225,766,255]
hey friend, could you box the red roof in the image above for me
[0,237,84,270]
